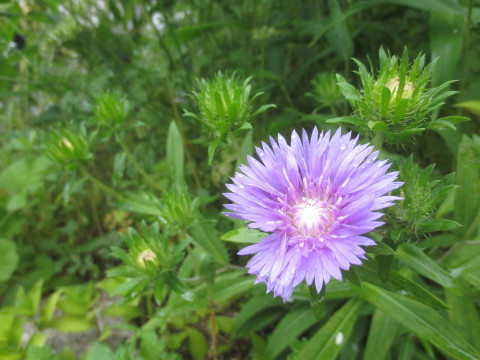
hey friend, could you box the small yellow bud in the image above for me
[137,249,157,268]
[386,77,414,100]
[61,137,73,150]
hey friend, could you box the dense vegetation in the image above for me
[1,0,480,359]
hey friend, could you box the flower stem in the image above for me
[116,134,164,193]
[82,167,123,199]
[373,131,384,151]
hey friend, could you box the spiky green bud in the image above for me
[332,48,468,145]
[184,72,275,137]
[93,91,129,128]
[45,124,92,169]
[308,72,345,111]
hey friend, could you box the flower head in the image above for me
[224,128,402,301]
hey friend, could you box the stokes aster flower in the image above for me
[224,128,402,301]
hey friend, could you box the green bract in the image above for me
[386,156,459,243]
[333,48,468,144]
[44,124,92,169]
[184,72,275,137]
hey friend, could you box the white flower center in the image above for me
[291,198,334,237]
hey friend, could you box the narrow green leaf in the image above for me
[265,303,317,360]
[343,267,362,287]
[363,309,401,360]
[0,238,19,282]
[309,285,326,320]
[207,137,223,165]
[295,299,363,360]
[429,11,464,86]
[454,101,480,116]
[220,227,266,244]
[27,280,43,317]
[397,243,459,291]
[166,121,185,190]
[446,290,480,352]
[166,273,194,302]
[231,293,284,338]
[358,282,480,360]
[189,218,229,264]
[326,115,361,125]
[39,290,62,327]
[454,136,480,236]
[417,219,461,232]
[366,241,396,255]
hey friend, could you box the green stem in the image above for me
[116,134,164,193]
[373,131,384,151]
[161,10,193,88]
[459,0,473,96]
[82,167,123,199]
[143,3,176,70]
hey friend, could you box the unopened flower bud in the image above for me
[386,76,414,100]
[136,249,158,268]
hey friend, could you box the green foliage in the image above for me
[1,0,480,358]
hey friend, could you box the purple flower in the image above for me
[224,128,402,301]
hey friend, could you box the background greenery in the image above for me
[1,0,480,359]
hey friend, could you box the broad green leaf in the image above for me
[85,343,115,360]
[397,243,459,291]
[265,303,317,360]
[186,327,209,360]
[363,309,401,360]
[59,347,76,360]
[294,298,363,360]
[189,218,229,264]
[25,345,57,360]
[0,238,19,282]
[166,121,185,190]
[220,227,266,244]
[49,314,94,333]
[358,282,480,360]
